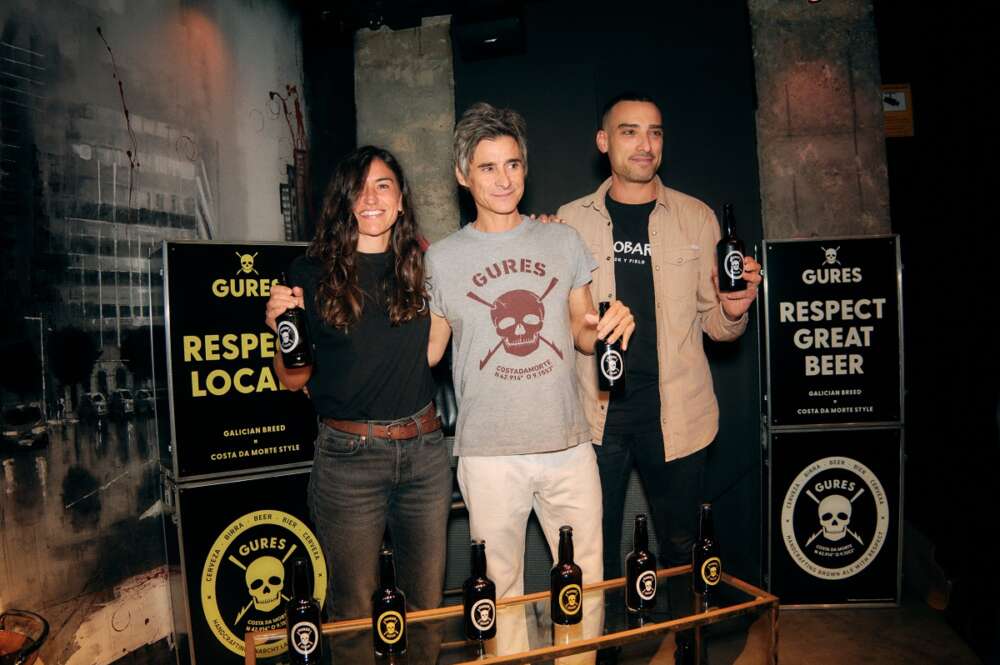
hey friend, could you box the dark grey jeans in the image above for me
[595,433,708,576]
[307,415,452,622]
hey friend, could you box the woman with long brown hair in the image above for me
[265,146,450,622]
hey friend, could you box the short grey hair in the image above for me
[453,102,528,178]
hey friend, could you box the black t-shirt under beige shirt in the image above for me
[604,196,662,435]
[289,252,435,421]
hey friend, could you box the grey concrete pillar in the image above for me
[749,0,890,239]
[354,16,459,243]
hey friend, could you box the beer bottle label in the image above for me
[600,347,624,381]
[558,584,582,616]
[723,250,744,280]
[376,610,405,645]
[469,598,496,631]
[636,570,657,601]
[290,621,319,656]
[277,320,300,353]
[700,557,722,586]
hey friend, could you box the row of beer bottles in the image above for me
[286,506,721,662]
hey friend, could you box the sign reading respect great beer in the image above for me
[763,237,902,427]
[165,242,315,478]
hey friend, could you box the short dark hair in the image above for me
[599,92,658,129]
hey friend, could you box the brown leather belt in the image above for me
[322,406,441,441]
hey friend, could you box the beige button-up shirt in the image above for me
[558,177,748,462]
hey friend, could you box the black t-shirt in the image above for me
[288,252,435,420]
[604,196,661,434]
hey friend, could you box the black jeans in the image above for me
[594,432,707,577]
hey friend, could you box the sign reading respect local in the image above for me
[165,241,315,479]
[763,237,902,427]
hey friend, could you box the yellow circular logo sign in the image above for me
[701,557,722,586]
[377,611,405,644]
[200,510,326,658]
[558,584,582,615]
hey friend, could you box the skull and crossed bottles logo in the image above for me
[558,584,582,616]
[470,598,496,631]
[291,621,319,656]
[201,510,326,658]
[467,277,563,370]
[781,456,889,580]
[236,251,260,275]
[376,611,405,645]
[636,570,657,601]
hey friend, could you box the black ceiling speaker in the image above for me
[451,3,525,61]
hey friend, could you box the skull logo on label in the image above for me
[291,621,319,655]
[636,570,657,601]
[724,250,744,280]
[559,584,582,615]
[470,598,496,631]
[377,611,404,644]
[277,321,299,353]
[600,347,624,381]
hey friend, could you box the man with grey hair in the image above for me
[426,102,635,599]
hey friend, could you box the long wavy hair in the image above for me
[307,146,426,330]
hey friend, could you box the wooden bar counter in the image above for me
[246,565,778,665]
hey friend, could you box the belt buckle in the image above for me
[385,421,403,440]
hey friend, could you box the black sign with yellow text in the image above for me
[177,469,326,663]
[165,241,315,478]
[763,237,902,427]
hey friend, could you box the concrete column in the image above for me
[354,16,459,243]
[749,0,890,239]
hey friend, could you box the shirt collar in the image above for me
[582,176,670,217]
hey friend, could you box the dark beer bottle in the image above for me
[691,503,722,611]
[372,548,407,656]
[286,558,322,664]
[625,514,657,613]
[716,203,746,292]
[276,272,313,368]
[463,539,497,641]
[550,525,583,625]
[595,301,626,394]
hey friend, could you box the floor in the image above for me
[613,595,984,665]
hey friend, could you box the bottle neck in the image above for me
[558,531,574,563]
[598,301,611,317]
[292,560,311,599]
[721,205,736,238]
[471,543,488,578]
[379,551,397,588]
[633,517,649,552]
[698,505,715,541]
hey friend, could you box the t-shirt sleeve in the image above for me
[568,227,598,289]
[424,249,448,319]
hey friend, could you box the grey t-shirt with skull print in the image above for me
[425,217,597,456]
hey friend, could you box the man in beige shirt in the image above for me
[558,93,761,641]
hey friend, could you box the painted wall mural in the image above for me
[0,1,308,662]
